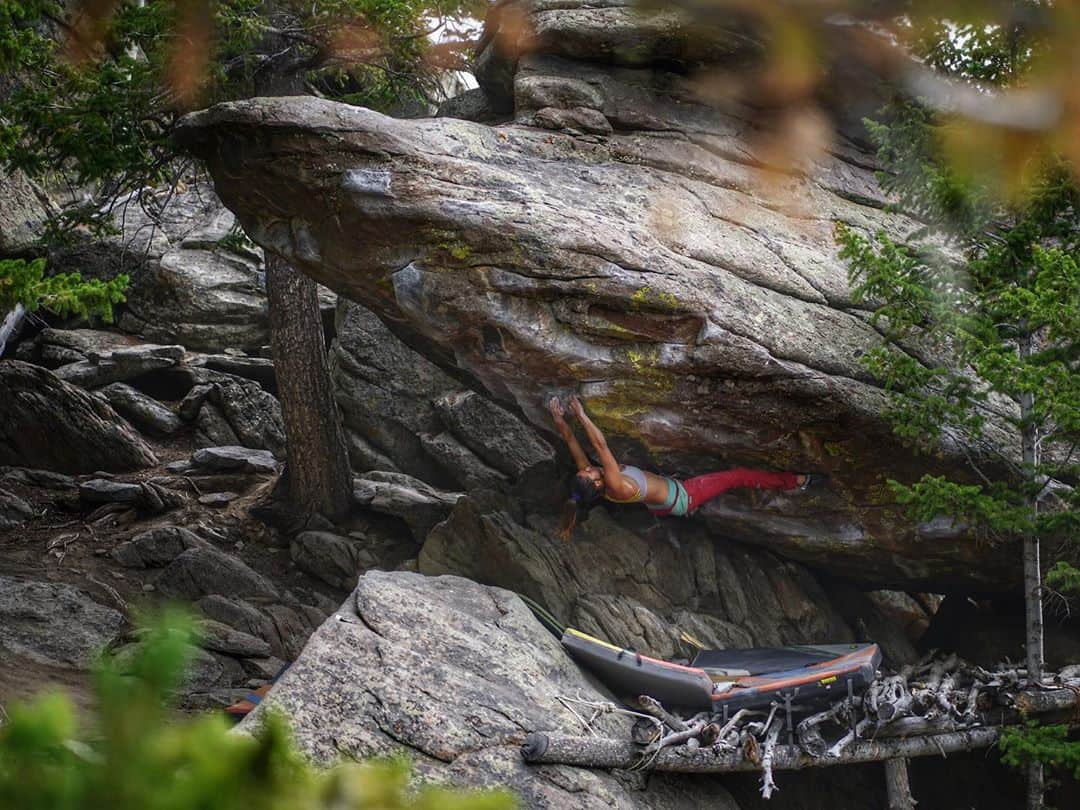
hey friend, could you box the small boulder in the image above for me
[291,531,364,590]
[198,491,239,507]
[0,575,124,667]
[352,471,462,542]
[98,382,183,436]
[159,545,279,601]
[192,446,277,474]
[190,354,276,391]
[0,467,78,491]
[79,479,145,504]
[197,595,275,640]
[196,618,272,658]
[194,403,241,447]
[206,374,285,457]
[113,525,207,569]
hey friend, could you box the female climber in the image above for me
[548,396,812,539]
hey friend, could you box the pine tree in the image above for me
[836,83,1079,810]
[0,257,129,323]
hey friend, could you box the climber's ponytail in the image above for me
[557,497,581,541]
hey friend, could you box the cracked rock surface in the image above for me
[241,570,741,810]
[174,0,1019,591]
[178,0,1016,590]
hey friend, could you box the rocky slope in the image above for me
[176,0,1018,591]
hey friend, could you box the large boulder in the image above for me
[0,360,158,473]
[176,2,1020,591]
[0,575,125,668]
[0,169,51,254]
[331,299,548,493]
[420,496,854,658]
[240,570,741,809]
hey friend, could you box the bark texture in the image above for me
[519,728,1003,772]
[265,252,352,520]
[884,758,915,810]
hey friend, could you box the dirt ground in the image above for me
[0,427,348,717]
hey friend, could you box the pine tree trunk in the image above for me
[265,251,353,521]
[1019,334,1044,810]
[250,16,352,524]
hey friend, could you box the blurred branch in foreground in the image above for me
[646,0,1080,195]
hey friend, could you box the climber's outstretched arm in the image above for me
[569,398,622,487]
[548,397,591,472]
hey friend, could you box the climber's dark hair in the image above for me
[557,472,604,540]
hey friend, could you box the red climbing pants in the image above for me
[683,468,798,514]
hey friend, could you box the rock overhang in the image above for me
[174,3,1024,592]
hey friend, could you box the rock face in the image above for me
[0,360,158,473]
[46,183,271,352]
[241,570,740,810]
[421,494,854,658]
[0,575,125,668]
[0,169,51,254]
[331,299,555,493]
[176,1,1017,590]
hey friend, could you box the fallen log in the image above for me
[0,304,25,358]
[520,727,1002,773]
[1013,686,1080,716]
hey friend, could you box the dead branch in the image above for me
[760,719,782,799]
[636,695,688,732]
[827,717,873,758]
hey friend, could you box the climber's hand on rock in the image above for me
[547,396,566,422]
[569,396,587,421]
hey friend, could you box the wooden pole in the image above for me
[884,758,916,810]
[1019,332,1045,810]
[520,727,1002,773]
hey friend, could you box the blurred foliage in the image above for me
[0,609,516,810]
[0,257,129,322]
[0,0,484,237]
[657,0,1080,195]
